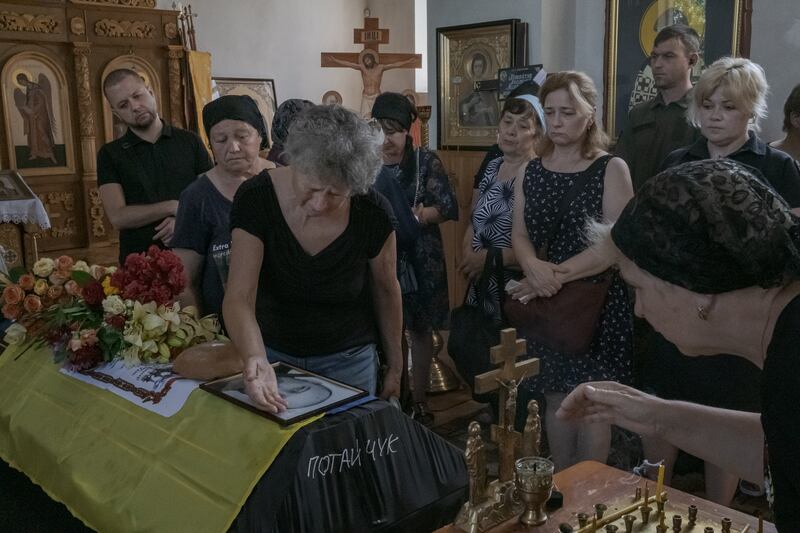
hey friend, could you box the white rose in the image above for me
[72,260,91,273]
[102,295,126,316]
[4,323,27,345]
[32,257,55,278]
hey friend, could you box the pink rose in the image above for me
[55,255,74,271]
[22,294,42,313]
[18,274,35,291]
[2,285,24,305]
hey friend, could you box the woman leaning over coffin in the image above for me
[222,105,403,412]
[558,159,800,531]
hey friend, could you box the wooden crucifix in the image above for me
[473,328,539,482]
[321,17,421,117]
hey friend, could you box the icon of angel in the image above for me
[13,71,58,164]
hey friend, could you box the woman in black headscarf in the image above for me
[172,94,272,317]
[558,159,800,530]
[266,98,314,167]
[371,92,458,423]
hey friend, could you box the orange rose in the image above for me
[33,279,49,296]
[2,303,21,320]
[2,285,24,305]
[49,271,69,286]
[22,294,42,313]
[18,274,35,291]
[55,255,74,271]
[47,285,64,300]
[64,280,82,297]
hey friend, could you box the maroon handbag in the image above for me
[503,156,613,356]
[504,275,611,355]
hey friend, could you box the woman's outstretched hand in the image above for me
[243,357,289,413]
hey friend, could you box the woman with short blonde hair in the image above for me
[686,56,768,132]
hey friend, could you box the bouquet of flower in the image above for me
[1,246,226,369]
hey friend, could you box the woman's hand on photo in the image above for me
[243,357,289,413]
[458,247,487,282]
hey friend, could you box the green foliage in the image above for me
[70,270,94,287]
[7,266,26,283]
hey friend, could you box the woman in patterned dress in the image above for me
[508,71,634,471]
[453,92,546,394]
[371,93,459,423]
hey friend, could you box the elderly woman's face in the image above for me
[543,88,592,147]
[699,87,751,148]
[618,256,715,356]
[292,170,351,217]
[380,123,407,164]
[498,111,537,158]
[209,119,262,174]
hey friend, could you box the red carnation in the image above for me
[68,344,103,370]
[105,314,126,330]
[82,281,105,307]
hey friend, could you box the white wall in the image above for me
[162,0,800,145]
[367,0,418,99]
[751,0,800,142]
[157,0,370,109]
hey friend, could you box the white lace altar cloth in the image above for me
[0,197,51,229]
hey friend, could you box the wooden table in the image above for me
[436,461,776,532]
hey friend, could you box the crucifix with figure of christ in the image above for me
[474,328,539,483]
[321,16,421,117]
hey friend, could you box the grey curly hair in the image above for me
[285,104,383,195]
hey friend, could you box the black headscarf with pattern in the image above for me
[611,159,800,294]
[203,94,269,149]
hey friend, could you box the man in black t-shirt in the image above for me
[97,68,212,263]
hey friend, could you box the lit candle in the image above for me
[655,464,665,503]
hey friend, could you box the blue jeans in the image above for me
[266,343,379,395]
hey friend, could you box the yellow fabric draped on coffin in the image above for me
[0,345,317,533]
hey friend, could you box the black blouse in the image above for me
[229,170,394,356]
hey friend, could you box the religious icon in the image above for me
[321,17,421,118]
[324,48,419,118]
[458,51,500,128]
[604,0,748,137]
[101,55,163,142]
[13,72,56,164]
[1,51,74,176]
[322,90,343,106]
[436,19,527,149]
[0,170,35,201]
[211,77,277,145]
[201,362,367,425]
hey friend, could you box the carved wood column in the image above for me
[167,45,185,129]
[73,42,96,180]
[73,42,108,245]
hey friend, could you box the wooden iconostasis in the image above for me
[0,0,189,267]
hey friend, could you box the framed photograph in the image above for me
[0,170,35,201]
[604,0,750,138]
[212,77,277,146]
[200,362,367,426]
[436,19,527,150]
[1,51,75,176]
